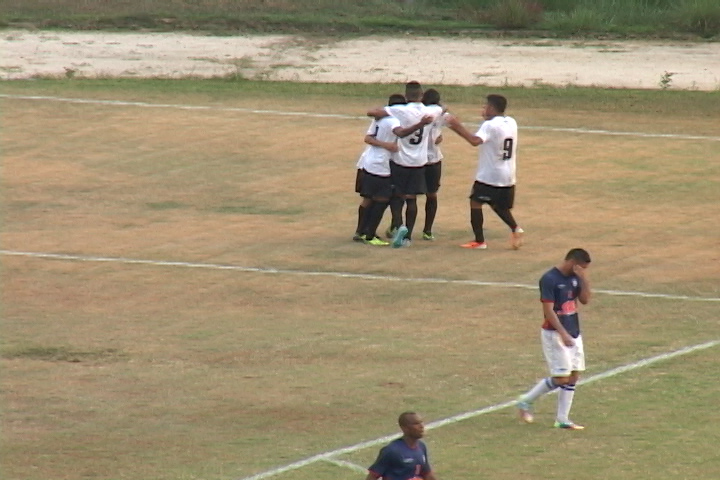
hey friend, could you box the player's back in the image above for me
[363,116,400,176]
[386,103,442,168]
[476,115,518,186]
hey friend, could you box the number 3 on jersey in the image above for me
[502,138,514,160]
[408,127,425,145]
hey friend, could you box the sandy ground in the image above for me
[1,29,719,90]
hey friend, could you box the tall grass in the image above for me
[674,0,720,37]
[0,0,718,37]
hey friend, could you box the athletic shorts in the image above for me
[541,329,585,376]
[424,162,442,194]
[469,181,515,209]
[390,162,427,196]
[355,168,366,194]
[360,172,393,199]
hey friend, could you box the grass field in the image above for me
[1,79,719,480]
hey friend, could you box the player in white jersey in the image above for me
[446,94,524,250]
[367,81,442,247]
[420,88,446,241]
[356,94,434,245]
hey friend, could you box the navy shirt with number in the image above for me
[539,267,583,338]
[368,438,431,480]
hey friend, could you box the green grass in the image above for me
[4,78,720,116]
[1,0,719,37]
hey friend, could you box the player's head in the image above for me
[398,411,425,439]
[565,248,592,267]
[422,88,441,106]
[388,93,407,106]
[405,81,424,102]
[483,94,507,119]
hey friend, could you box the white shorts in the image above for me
[541,329,585,376]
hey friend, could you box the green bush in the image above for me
[675,0,720,36]
[543,6,611,33]
[488,0,543,29]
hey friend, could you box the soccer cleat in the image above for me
[391,226,409,248]
[460,241,488,249]
[422,232,435,241]
[401,238,412,247]
[364,236,389,246]
[554,421,585,430]
[516,400,534,424]
[353,233,364,242]
[510,227,524,250]
[385,226,398,239]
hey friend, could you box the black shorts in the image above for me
[469,181,515,209]
[355,168,365,194]
[390,162,427,196]
[424,162,442,194]
[360,172,393,199]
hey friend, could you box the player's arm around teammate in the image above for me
[367,108,434,138]
[365,134,399,153]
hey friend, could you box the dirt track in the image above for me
[1,30,719,90]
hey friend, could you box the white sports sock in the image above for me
[522,377,557,403]
[556,384,576,423]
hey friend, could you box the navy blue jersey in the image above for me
[539,267,583,338]
[368,438,431,480]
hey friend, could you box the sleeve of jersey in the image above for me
[385,105,410,125]
[389,117,401,132]
[367,446,390,478]
[538,275,555,303]
[476,121,490,142]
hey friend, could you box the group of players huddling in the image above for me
[354,81,524,250]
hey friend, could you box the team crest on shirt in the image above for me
[572,279,578,287]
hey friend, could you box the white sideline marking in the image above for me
[2,93,720,142]
[2,250,719,303]
[321,458,367,473]
[238,340,719,480]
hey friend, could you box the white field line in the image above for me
[237,339,720,480]
[2,93,720,142]
[2,250,719,303]
[320,458,367,474]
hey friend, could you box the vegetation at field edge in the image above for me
[1,0,719,38]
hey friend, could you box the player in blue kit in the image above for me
[365,412,440,480]
[516,248,592,430]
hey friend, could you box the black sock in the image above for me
[358,201,374,237]
[491,205,517,231]
[356,204,367,234]
[405,198,418,239]
[362,201,390,239]
[424,196,437,234]
[471,207,485,243]
[389,196,404,230]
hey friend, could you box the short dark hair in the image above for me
[565,248,591,263]
[422,88,440,106]
[388,93,407,106]
[486,94,507,114]
[405,81,423,102]
[398,411,417,427]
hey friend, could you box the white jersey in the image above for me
[474,115,518,187]
[385,103,443,168]
[427,111,448,165]
[356,116,400,177]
